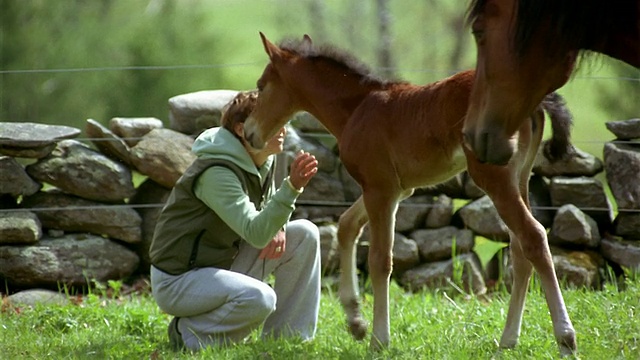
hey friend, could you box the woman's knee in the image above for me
[244,282,277,316]
[287,219,320,248]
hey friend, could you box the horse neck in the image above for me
[294,73,380,141]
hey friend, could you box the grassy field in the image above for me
[2,276,639,359]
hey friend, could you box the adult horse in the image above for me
[463,0,639,165]
[244,33,576,355]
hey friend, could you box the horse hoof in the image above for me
[557,329,577,357]
[369,337,388,352]
[348,319,368,341]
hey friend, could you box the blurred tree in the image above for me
[376,0,396,79]
[0,0,224,128]
[307,0,327,42]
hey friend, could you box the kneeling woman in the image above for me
[149,91,321,351]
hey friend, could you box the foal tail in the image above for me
[541,92,574,161]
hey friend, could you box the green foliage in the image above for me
[473,236,509,270]
[1,0,225,126]
[2,278,639,359]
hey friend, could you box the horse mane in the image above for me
[278,37,404,86]
[466,0,631,58]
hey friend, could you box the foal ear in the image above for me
[302,34,313,44]
[259,32,282,61]
[299,34,313,53]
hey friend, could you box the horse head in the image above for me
[463,0,577,164]
[244,33,313,149]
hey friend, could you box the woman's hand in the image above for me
[289,150,318,190]
[259,229,286,259]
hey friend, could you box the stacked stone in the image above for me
[1,89,638,297]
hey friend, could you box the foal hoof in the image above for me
[557,329,577,357]
[348,318,368,341]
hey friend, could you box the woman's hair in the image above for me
[220,90,258,139]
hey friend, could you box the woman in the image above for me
[149,91,321,351]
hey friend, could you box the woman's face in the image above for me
[236,124,286,156]
[262,126,286,155]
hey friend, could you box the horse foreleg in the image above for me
[337,196,369,340]
[480,180,576,356]
[363,192,399,351]
[499,233,533,348]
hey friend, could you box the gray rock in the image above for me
[549,176,613,229]
[6,289,70,307]
[613,212,640,239]
[396,195,431,233]
[128,179,171,272]
[529,174,554,228]
[0,233,140,288]
[168,90,238,135]
[21,190,141,243]
[534,146,603,177]
[0,210,42,244]
[424,194,453,228]
[0,156,41,197]
[0,122,80,148]
[411,226,474,262]
[318,224,340,274]
[109,117,164,147]
[605,118,640,140]
[293,204,349,223]
[458,195,509,241]
[551,247,604,289]
[463,172,485,199]
[290,112,329,133]
[549,204,600,248]
[284,125,337,174]
[604,142,640,210]
[299,171,346,203]
[0,143,56,159]
[600,236,640,271]
[129,128,196,188]
[399,253,486,294]
[85,118,132,166]
[392,233,420,276]
[26,140,136,202]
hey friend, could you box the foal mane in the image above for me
[278,37,403,87]
[466,0,630,58]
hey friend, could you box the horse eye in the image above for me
[471,30,485,42]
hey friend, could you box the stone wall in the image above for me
[1,90,639,295]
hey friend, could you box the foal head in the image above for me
[243,33,314,149]
[463,0,580,164]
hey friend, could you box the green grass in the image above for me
[2,277,639,359]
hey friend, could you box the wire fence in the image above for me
[1,63,639,82]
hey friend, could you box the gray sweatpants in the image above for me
[150,219,321,351]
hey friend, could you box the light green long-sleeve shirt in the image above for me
[192,127,301,248]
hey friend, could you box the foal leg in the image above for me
[337,196,369,340]
[362,190,403,351]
